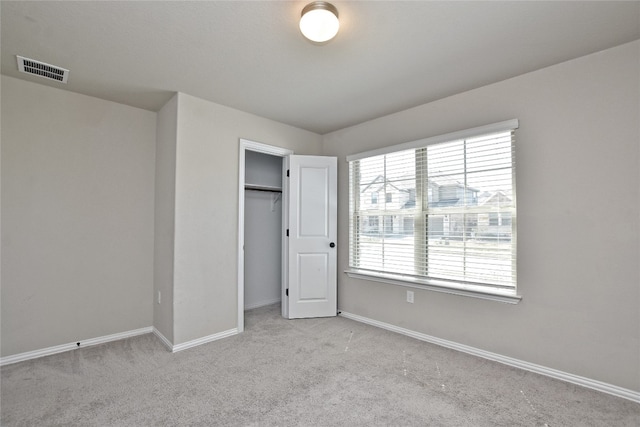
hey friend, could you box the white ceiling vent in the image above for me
[16,55,69,84]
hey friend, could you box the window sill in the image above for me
[344,269,522,304]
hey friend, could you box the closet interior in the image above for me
[243,150,284,310]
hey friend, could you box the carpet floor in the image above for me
[1,304,639,426]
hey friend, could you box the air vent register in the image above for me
[17,55,69,84]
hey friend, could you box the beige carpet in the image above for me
[2,304,639,426]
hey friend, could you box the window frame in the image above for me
[346,120,521,304]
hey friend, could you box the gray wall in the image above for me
[245,150,283,188]
[322,41,640,392]
[0,81,322,355]
[2,40,636,395]
[153,93,178,343]
[1,76,156,357]
[169,93,322,345]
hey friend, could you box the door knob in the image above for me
[330,242,335,248]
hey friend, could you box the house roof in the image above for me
[361,175,412,194]
[2,1,638,134]
[478,191,513,207]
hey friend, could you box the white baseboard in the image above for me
[1,325,241,365]
[171,328,239,353]
[152,327,174,351]
[244,297,281,311]
[0,326,153,367]
[339,311,640,404]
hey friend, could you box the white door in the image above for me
[286,155,337,319]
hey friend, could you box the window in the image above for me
[367,216,379,234]
[371,192,378,204]
[501,213,512,226]
[347,120,519,300]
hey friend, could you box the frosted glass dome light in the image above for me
[299,1,339,43]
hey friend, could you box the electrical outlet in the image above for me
[407,290,414,303]
[157,290,161,305]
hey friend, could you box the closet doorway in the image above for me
[237,139,292,332]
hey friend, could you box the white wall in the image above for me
[169,93,322,345]
[322,41,640,392]
[1,76,156,357]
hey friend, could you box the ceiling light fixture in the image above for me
[299,1,339,43]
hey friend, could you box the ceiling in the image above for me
[2,1,639,135]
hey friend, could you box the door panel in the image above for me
[287,155,337,319]
[298,253,328,300]
[299,167,329,236]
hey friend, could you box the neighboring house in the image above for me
[360,176,512,240]
[476,191,513,240]
[428,189,513,241]
[427,177,479,207]
[359,175,415,236]
[427,178,478,239]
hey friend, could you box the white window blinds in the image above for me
[348,120,517,291]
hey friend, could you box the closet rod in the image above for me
[245,186,282,193]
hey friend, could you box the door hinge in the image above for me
[287,169,290,177]
[286,229,289,236]
[286,288,289,297]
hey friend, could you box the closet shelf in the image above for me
[245,184,282,193]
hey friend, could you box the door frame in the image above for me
[237,139,293,332]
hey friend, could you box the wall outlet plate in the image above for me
[407,290,414,303]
